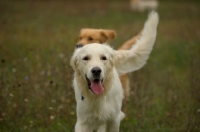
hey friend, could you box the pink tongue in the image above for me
[90,80,104,95]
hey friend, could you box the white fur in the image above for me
[70,11,159,132]
[115,11,159,76]
[71,44,125,132]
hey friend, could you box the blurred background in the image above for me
[0,0,199,131]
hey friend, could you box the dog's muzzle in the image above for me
[85,67,104,95]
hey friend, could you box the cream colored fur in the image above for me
[71,44,125,132]
[70,11,159,132]
[115,11,159,75]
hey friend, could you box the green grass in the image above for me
[0,0,200,131]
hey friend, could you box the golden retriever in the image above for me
[76,28,117,48]
[70,11,159,132]
[76,25,141,109]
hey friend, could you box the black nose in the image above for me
[91,67,102,77]
[76,44,83,48]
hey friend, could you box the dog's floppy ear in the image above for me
[70,49,81,70]
[103,44,115,67]
[100,30,117,41]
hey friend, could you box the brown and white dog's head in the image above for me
[76,28,117,48]
[70,43,115,96]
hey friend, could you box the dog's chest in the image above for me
[78,97,115,122]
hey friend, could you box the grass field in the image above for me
[0,0,200,131]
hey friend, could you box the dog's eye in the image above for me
[88,37,93,41]
[101,56,107,60]
[83,56,89,61]
[79,37,82,40]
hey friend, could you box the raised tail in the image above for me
[114,11,159,75]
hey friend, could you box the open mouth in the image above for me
[85,75,104,95]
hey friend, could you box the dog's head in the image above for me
[70,43,114,95]
[76,28,116,48]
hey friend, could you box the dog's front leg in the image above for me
[106,119,120,132]
[97,124,106,132]
[75,121,92,132]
